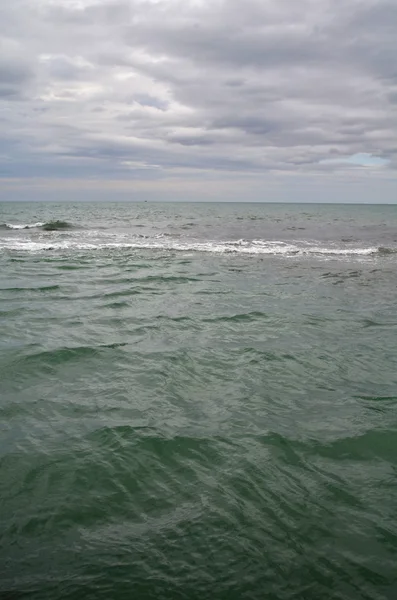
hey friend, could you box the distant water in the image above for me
[1,202,397,600]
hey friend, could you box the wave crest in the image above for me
[1,222,45,230]
[377,246,397,255]
[1,220,73,231]
[1,235,397,258]
[41,220,73,231]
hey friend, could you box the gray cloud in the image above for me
[0,37,35,99]
[0,0,396,199]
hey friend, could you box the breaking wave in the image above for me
[1,235,396,258]
[1,222,45,230]
[41,220,74,231]
[377,246,397,255]
[1,220,74,231]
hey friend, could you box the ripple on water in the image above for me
[1,204,397,599]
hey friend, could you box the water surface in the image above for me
[1,202,397,599]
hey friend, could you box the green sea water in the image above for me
[1,202,397,599]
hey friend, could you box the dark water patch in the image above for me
[180,222,196,229]
[87,427,227,468]
[0,308,23,317]
[42,220,74,231]
[156,315,192,322]
[321,270,362,281]
[25,257,77,264]
[27,315,83,326]
[137,275,200,284]
[123,263,157,271]
[87,424,159,448]
[361,318,397,328]
[305,429,397,462]
[303,313,338,325]
[377,246,397,255]
[354,395,397,404]
[103,287,162,299]
[129,324,161,336]
[102,301,131,309]
[203,311,268,323]
[100,274,202,286]
[47,287,148,302]
[23,345,101,364]
[56,264,89,271]
[159,232,182,238]
[194,290,229,295]
[0,284,61,293]
[99,277,141,285]
[7,343,127,373]
[242,347,296,364]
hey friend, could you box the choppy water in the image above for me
[1,202,397,600]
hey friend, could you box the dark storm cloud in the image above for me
[0,0,396,189]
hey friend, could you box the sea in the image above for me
[1,201,397,600]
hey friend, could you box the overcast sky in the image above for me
[1,0,396,202]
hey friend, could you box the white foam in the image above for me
[0,236,381,257]
[4,222,45,230]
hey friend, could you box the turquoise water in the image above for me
[1,202,397,599]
